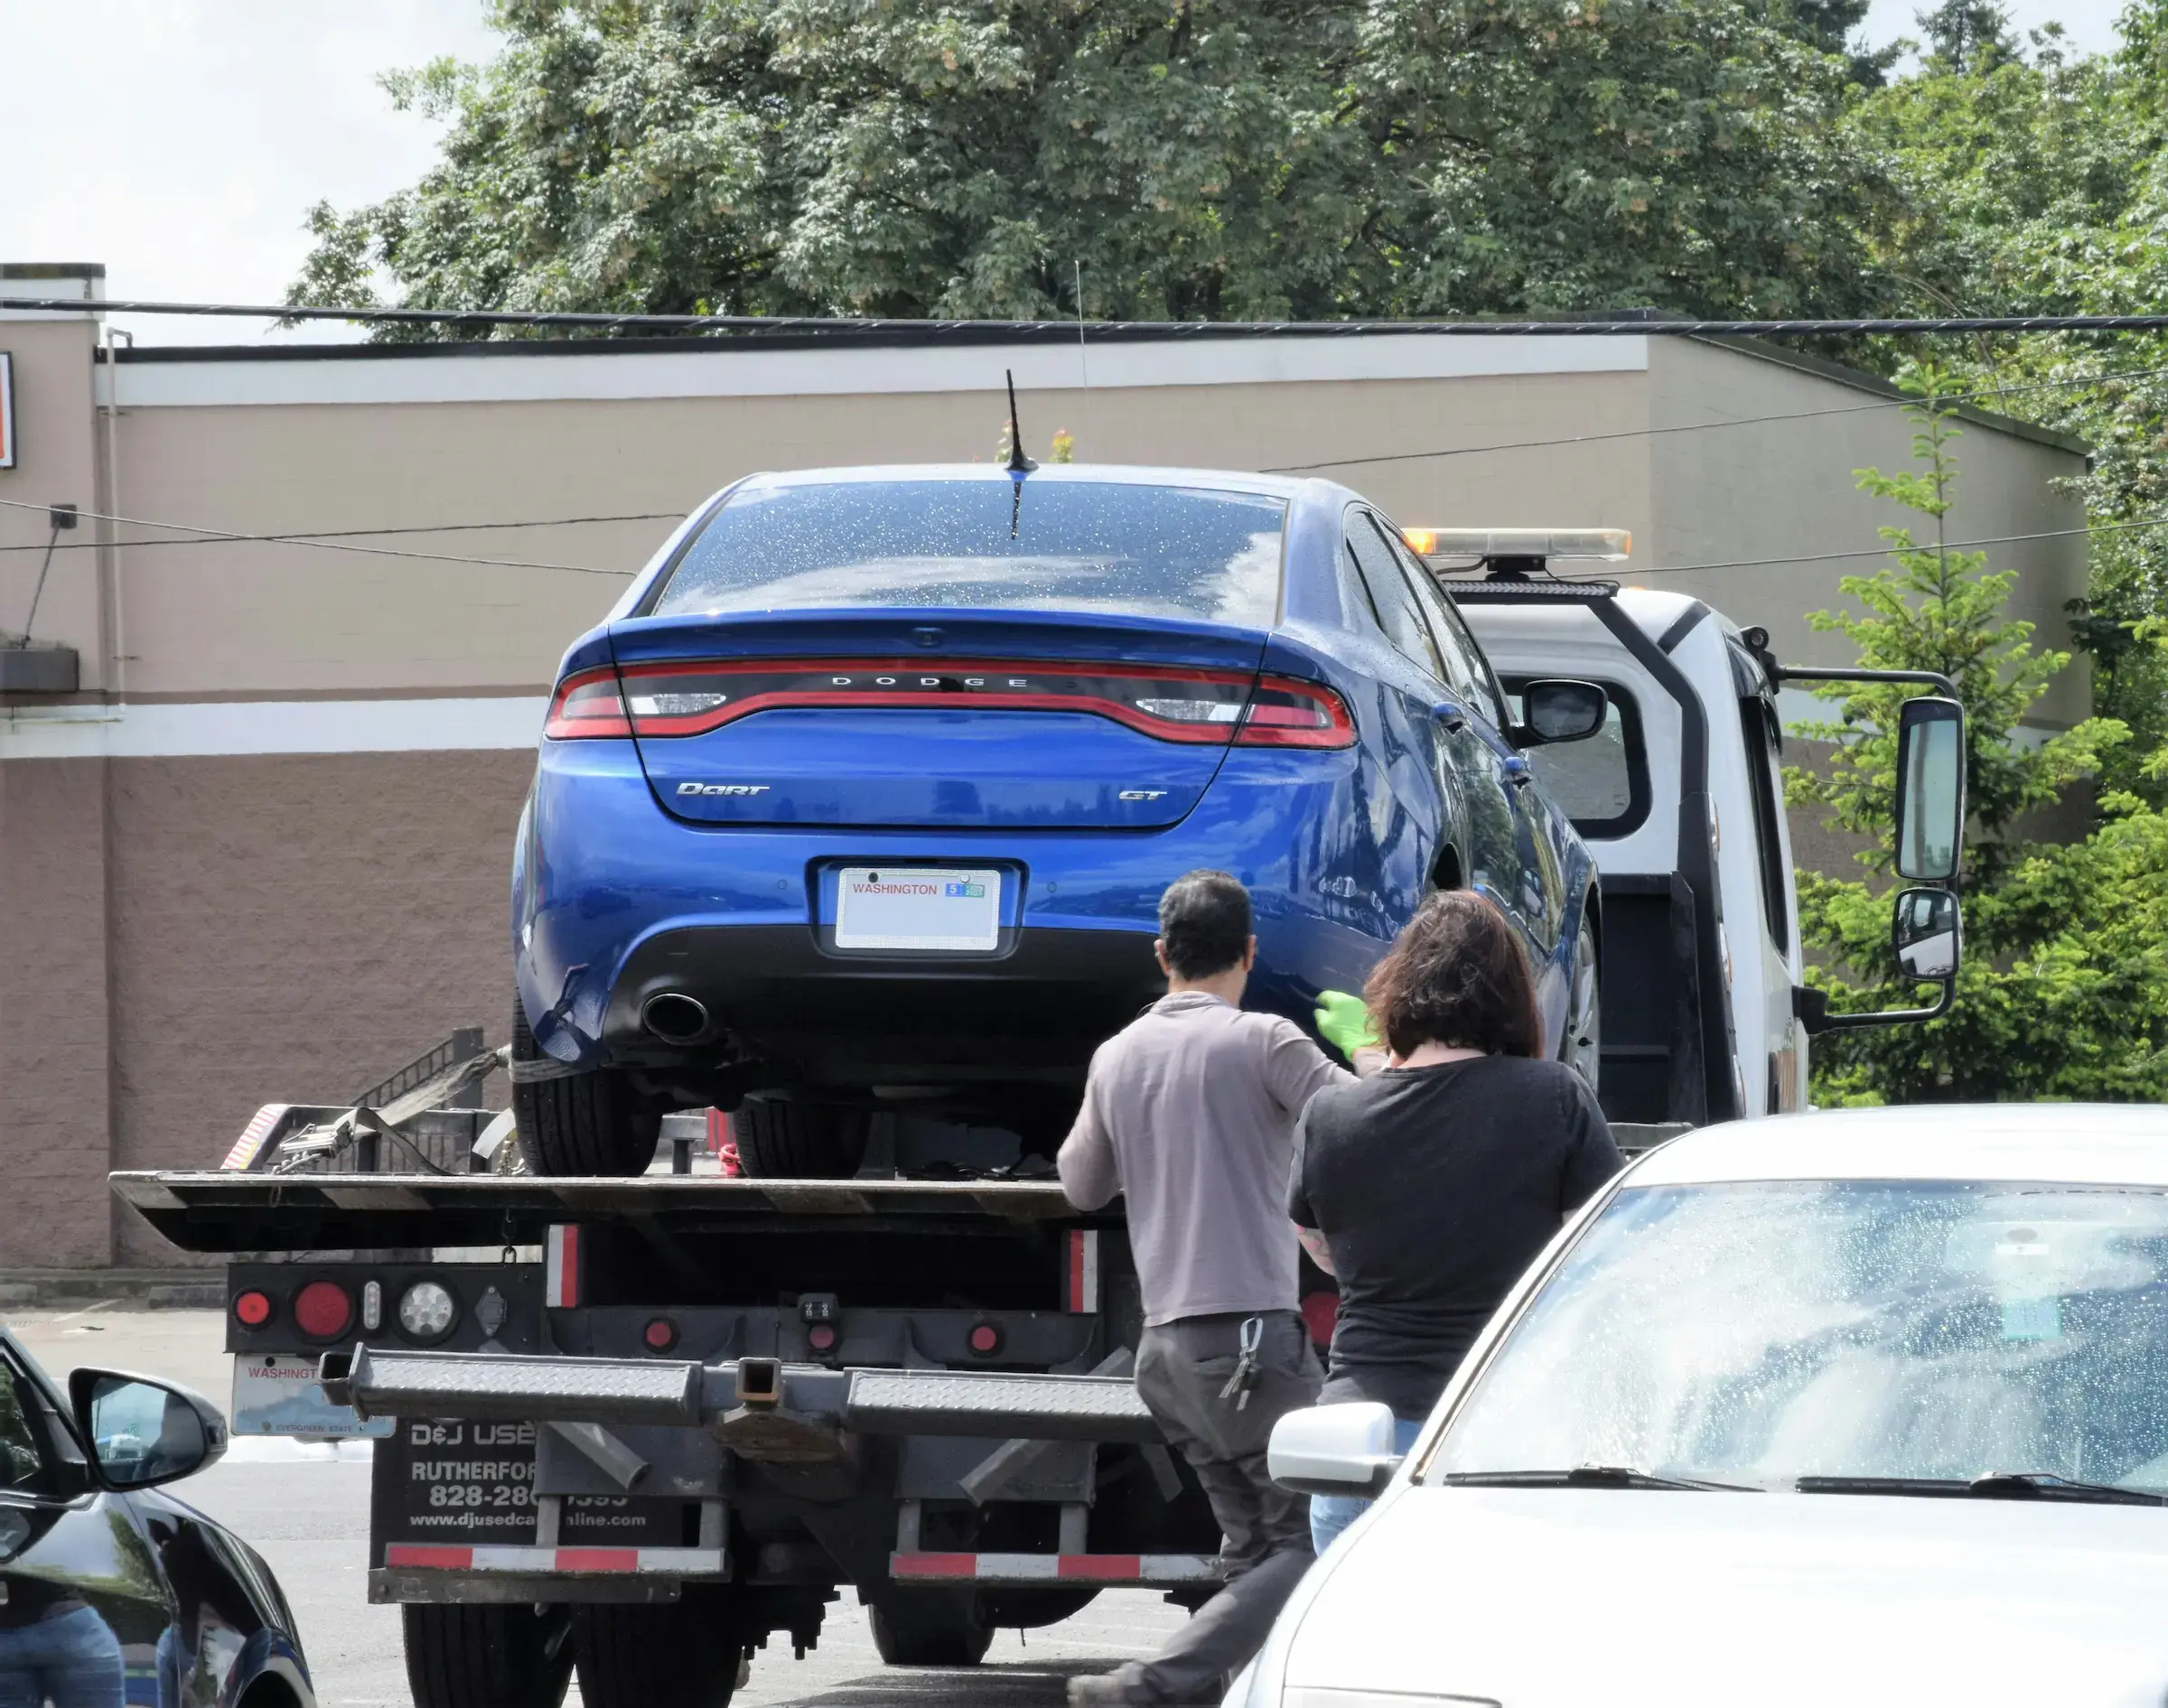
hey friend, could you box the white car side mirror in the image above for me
[1268,1401,1402,1497]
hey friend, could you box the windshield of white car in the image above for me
[654,481,1287,626]
[1425,1181,2168,1497]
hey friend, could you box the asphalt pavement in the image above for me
[7,1307,1190,1708]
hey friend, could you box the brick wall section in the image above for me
[0,757,114,1266]
[105,749,532,1265]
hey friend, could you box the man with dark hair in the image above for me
[1058,871,1372,1705]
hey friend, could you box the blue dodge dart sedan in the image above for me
[511,464,1603,1176]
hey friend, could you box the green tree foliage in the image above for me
[1915,0,2018,71]
[1790,378,2168,1103]
[293,0,1890,332]
[1854,19,2168,796]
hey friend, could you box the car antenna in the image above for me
[1005,368,1036,537]
[1005,369,1037,475]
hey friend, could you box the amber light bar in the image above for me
[1403,527,1631,562]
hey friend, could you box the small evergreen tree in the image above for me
[1791,368,2145,1101]
[1915,0,2019,71]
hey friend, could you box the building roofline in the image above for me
[1684,332,2089,458]
[113,319,1626,363]
[94,318,2087,453]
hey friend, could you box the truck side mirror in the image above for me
[1892,886,1960,982]
[1893,696,1965,882]
[1518,679,1607,745]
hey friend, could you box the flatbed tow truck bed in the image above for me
[110,1171,1103,1251]
[110,1126,1684,1690]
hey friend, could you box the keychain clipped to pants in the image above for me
[1219,1313,1265,1411]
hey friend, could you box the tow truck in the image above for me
[107,531,1968,1708]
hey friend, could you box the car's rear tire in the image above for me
[572,1597,744,1708]
[867,1591,995,1666]
[511,993,660,1176]
[1563,913,1601,1094]
[731,1097,871,1180]
[403,1603,572,1708]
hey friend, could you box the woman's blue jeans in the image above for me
[1308,1414,1425,1556]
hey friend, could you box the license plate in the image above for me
[836,866,1003,952]
[231,1354,393,1438]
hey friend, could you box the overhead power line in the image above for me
[0,495,636,576]
[3,485,2160,591]
[17,294,2168,340]
[1266,363,2168,474]
[0,510,683,555]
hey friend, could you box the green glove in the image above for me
[1314,989,1378,1062]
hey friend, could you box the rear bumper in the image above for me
[606,924,1163,1084]
[515,738,1402,1077]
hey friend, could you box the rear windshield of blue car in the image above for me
[650,480,1287,627]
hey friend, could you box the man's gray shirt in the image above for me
[1057,991,1353,1326]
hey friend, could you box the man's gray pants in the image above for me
[1119,1311,1322,1703]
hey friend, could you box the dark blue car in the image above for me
[511,465,1603,1176]
[0,1332,313,1708]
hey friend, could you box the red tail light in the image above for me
[293,1280,354,1339]
[543,667,633,739]
[545,659,1354,749]
[232,1290,274,1329]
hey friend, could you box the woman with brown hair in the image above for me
[1291,889,1621,1553]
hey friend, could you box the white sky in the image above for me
[0,0,2138,347]
[1864,0,2126,62]
[3,0,500,344]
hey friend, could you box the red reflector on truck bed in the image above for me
[891,1552,1221,1586]
[384,1545,727,1575]
[544,660,1354,750]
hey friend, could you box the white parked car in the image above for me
[1237,1106,2168,1708]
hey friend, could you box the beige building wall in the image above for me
[0,310,2089,1266]
[1649,337,2089,729]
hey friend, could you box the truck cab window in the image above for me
[1740,694,1792,947]
[1503,678,1649,837]
[1346,516,1446,683]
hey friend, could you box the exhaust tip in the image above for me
[641,993,712,1046]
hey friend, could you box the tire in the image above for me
[731,1098,871,1180]
[403,1603,572,1708]
[511,992,660,1176]
[867,1591,995,1667]
[572,1598,743,1708]
[1562,912,1601,1095]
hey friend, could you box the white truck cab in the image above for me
[1426,531,1965,1132]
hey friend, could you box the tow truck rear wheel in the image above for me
[510,992,661,1176]
[867,1591,995,1666]
[402,1603,572,1708]
[731,1097,870,1180]
[571,1596,746,1708]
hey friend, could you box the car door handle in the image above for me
[1431,700,1466,733]
[1502,756,1534,787]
